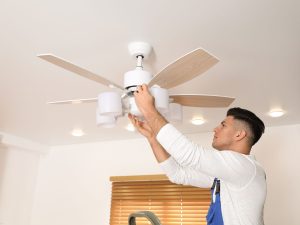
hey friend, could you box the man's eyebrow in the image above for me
[221,121,226,125]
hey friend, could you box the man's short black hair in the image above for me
[227,107,265,146]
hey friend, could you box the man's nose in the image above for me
[214,124,221,133]
[213,126,218,133]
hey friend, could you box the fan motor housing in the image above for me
[124,69,152,91]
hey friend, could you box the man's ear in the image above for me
[235,129,247,141]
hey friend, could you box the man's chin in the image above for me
[212,143,217,149]
[212,143,222,151]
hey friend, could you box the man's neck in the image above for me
[228,144,251,155]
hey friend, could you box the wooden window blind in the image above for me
[110,175,211,225]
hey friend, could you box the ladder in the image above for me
[128,211,162,225]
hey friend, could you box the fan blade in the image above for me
[170,94,235,108]
[47,98,97,105]
[148,48,219,89]
[38,54,123,90]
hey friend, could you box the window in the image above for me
[110,174,211,225]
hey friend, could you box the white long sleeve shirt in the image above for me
[157,124,266,225]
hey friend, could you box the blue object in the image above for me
[206,178,224,225]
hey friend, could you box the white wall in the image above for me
[0,145,41,225]
[252,124,300,225]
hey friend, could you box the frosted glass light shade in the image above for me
[96,110,116,128]
[168,103,182,122]
[128,97,142,116]
[98,92,122,116]
[150,86,169,113]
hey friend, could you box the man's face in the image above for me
[212,116,238,150]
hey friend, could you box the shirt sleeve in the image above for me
[159,156,214,188]
[157,124,256,188]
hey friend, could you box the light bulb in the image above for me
[269,110,285,118]
[126,123,135,132]
[71,128,85,137]
[191,117,205,125]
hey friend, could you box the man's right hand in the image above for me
[133,84,168,135]
[128,113,171,162]
[133,84,157,117]
[128,113,155,140]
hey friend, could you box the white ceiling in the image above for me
[0,0,299,146]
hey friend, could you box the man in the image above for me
[128,84,266,225]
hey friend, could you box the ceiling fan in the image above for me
[38,42,235,127]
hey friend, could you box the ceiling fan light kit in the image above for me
[38,41,235,129]
[128,97,142,116]
[150,85,169,114]
[97,92,122,116]
[96,110,117,128]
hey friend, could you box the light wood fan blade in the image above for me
[170,94,235,108]
[148,48,219,89]
[47,98,97,105]
[38,54,123,90]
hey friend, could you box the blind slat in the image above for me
[110,175,210,225]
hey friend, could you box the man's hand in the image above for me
[128,113,170,163]
[133,84,168,135]
[130,84,171,162]
[133,84,157,117]
[128,113,154,140]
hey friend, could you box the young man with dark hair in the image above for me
[129,84,266,225]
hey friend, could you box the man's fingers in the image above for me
[135,84,148,93]
[128,114,137,125]
[141,84,147,90]
[128,113,134,121]
[128,113,142,128]
[134,86,141,95]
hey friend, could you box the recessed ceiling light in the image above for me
[108,84,115,89]
[269,110,285,118]
[191,117,205,125]
[126,123,136,132]
[71,128,85,137]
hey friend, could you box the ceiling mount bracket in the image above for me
[128,42,152,59]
